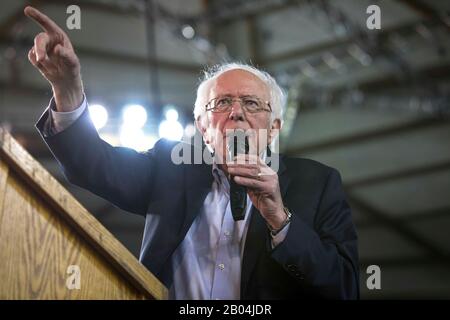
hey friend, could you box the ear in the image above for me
[195,115,210,144]
[268,118,281,144]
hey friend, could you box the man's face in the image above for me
[198,69,280,162]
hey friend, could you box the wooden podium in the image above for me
[0,127,168,299]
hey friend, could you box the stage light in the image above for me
[88,104,108,130]
[159,120,184,141]
[181,24,195,39]
[165,108,179,122]
[323,52,343,71]
[347,44,372,66]
[299,62,317,78]
[122,104,147,128]
[184,123,196,138]
[119,125,157,151]
[159,106,183,141]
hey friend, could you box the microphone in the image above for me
[227,130,249,221]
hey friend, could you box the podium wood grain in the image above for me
[0,127,168,299]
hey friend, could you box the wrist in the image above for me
[267,206,291,235]
[52,78,84,112]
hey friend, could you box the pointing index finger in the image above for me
[24,6,63,35]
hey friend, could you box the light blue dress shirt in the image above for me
[169,165,253,300]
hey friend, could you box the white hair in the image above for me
[193,62,287,124]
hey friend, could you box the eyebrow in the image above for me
[215,94,259,98]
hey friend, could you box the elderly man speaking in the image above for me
[25,6,359,300]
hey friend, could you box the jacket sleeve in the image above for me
[269,169,360,299]
[36,103,164,216]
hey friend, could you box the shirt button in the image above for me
[218,263,225,270]
[286,264,298,272]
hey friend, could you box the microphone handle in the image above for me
[230,177,247,221]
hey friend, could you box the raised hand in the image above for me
[25,6,83,112]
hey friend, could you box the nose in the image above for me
[228,100,245,121]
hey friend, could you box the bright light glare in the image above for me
[165,108,179,121]
[181,25,195,39]
[88,104,108,130]
[159,120,184,141]
[122,104,147,128]
[119,125,157,151]
[184,123,196,138]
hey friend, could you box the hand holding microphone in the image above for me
[227,131,288,231]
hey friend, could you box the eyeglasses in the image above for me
[205,95,272,114]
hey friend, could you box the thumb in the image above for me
[53,43,70,59]
[52,44,79,67]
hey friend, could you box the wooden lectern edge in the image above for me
[0,126,168,300]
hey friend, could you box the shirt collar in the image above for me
[212,162,229,194]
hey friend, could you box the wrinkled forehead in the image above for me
[208,69,270,101]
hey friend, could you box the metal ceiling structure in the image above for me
[0,0,449,299]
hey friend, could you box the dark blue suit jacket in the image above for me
[36,106,359,299]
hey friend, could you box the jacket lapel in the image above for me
[183,142,214,235]
[241,154,291,298]
[184,161,213,233]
